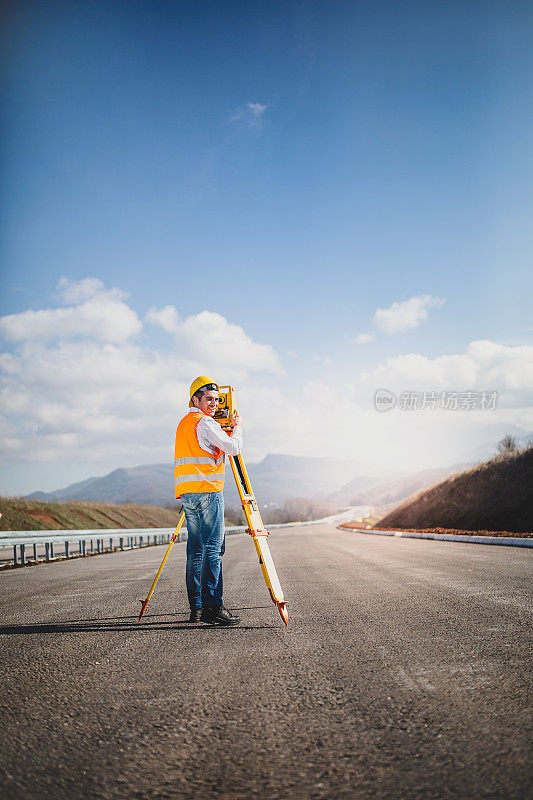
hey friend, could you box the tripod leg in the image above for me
[229,454,289,626]
[252,535,289,626]
[138,510,186,621]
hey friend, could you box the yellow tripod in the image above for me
[138,386,288,625]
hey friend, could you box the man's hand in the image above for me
[231,410,242,428]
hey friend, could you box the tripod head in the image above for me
[213,385,235,430]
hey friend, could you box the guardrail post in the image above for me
[65,541,70,558]
[50,542,54,559]
[96,539,101,553]
[33,543,38,561]
[20,544,26,564]
[13,545,17,565]
[139,535,143,547]
[119,537,124,550]
[109,537,113,551]
[45,542,50,561]
[82,540,86,556]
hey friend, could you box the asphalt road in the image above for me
[1,525,531,800]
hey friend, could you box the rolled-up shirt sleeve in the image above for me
[197,416,243,456]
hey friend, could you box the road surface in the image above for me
[1,524,531,799]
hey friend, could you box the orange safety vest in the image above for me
[174,411,225,497]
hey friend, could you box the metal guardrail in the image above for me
[1,510,359,568]
[1,528,185,567]
[0,523,289,567]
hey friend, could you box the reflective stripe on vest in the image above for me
[174,410,225,497]
[174,455,225,467]
[174,470,225,485]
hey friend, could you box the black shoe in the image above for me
[200,605,241,625]
[189,609,202,623]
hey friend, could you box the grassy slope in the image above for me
[376,447,533,534]
[0,498,180,531]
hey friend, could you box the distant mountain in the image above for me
[328,464,472,509]
[227,454,362,507]
[27,464,174,507]
[26,454,362,508]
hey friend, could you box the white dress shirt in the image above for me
[189,409,243,457]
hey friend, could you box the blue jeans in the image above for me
[181,491,225,610]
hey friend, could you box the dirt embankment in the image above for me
[374,447,533,535]
[0,498,180,531]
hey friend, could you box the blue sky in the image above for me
[1,0,532,494]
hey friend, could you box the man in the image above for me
[174,376,243,625]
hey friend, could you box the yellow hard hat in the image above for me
[189,376,219,406]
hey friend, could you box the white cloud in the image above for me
[145,305,180,334]
[145,306,281,378]
[56,276,126,304]
[248,102,267,118]
[261,339,533,473]
[359,339,533,406]
[1,278,531,492]
[0,284,283,478]
[177,311,281,376]
[355,333,375,344]
[374,294,445,334]
[230,101,267,126]
[0,277,141,344]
